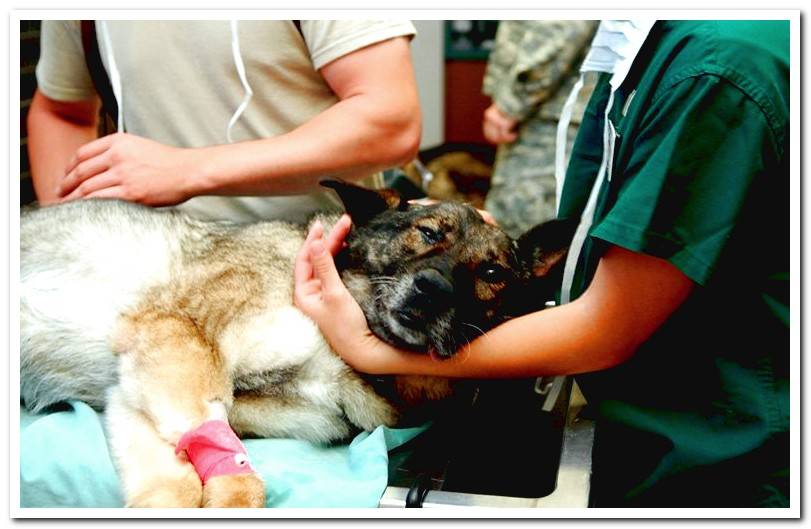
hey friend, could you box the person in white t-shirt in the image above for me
[28,20,421,223]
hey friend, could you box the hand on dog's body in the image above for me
[295,215,408,375]
[295,213,695,378]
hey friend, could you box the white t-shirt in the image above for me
[36,20,417,223]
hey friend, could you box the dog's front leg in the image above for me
[109,311,265,508]
[105,387,204,508]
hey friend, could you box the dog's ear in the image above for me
[321,179,404,225]
[516,218,578,279]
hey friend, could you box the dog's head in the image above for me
[323,180,576,360]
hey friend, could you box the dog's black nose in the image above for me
[413,269,453,300]
[398,270,453,325]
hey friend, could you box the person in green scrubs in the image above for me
[557,19,790,507]
[293,20,790,508]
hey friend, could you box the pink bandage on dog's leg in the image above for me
[175,420,255,484]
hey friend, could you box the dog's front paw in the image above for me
[127,471,203,508]
[202,472,265,508]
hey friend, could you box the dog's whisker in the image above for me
[369,276,399,285]
[373,282,397,301]
[461,322,491,343]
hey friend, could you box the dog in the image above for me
[20,180,574,508]
[401,151,493,209]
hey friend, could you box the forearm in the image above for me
[27,91,99,204]
[364,296,629,378]
[344,246,694,379]
[296,198,695,381]
[191,94,420,197]
[191,36,421,198]
[52,36,420,205]
[53,88,420,206]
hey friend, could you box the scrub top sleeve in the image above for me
[590,74,778,286]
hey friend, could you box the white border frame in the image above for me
[6,7,803,522]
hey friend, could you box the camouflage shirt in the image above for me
[483,20,597,123]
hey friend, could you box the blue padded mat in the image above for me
[20,401,426,508]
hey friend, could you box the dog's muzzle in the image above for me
[395,269,454,329]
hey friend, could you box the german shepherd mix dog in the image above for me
[20,181,574,508]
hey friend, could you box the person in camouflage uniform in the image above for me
[482,20,597,237]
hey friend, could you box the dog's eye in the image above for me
[417,225,443,245]
[478,263,508,284]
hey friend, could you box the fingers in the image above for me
[306,221,325,244]
[488,121,517,144]
[483,120,499,145]
[60,168,117,202]
[294,216,352,302]
[501,129,518,143]
[64,134,115,173]
[483,121,512,144]
[293,221,345,315]
[76,186,126,201]
[294,221,325,285]
[476,208,498,226]
[323,214,352,256]
[60,147,114,197]
[483,104,503,144]
[308,238,344,294]
[483,104,519,144]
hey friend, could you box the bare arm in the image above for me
[58,36,421,205]
[374,245,695,377]
[26,90,100,204]
[196,35,421,195]
[295,221,695,378]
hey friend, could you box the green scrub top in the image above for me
[558,20,790,507]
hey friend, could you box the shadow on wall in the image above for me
[20,20,41,206]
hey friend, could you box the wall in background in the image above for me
[443,20,498,146]
[20,20,40,205]
[411,21,445,150]
[412,20,499,151]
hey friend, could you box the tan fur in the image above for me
[105,247,402,507]
[403,152,492,208]
[103,214,445,508]
[202,474,266,508]
[394,375,454,406]
[128,472,203,509]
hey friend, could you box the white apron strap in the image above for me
[556,20,654,304]
[560,90,616,305]
[227,20,254,144]
[554,73,586,215]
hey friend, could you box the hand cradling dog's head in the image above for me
[321,180,576,360]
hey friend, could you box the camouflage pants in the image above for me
[485,119,579,238]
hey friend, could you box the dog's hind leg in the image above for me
[109,310,265,508]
